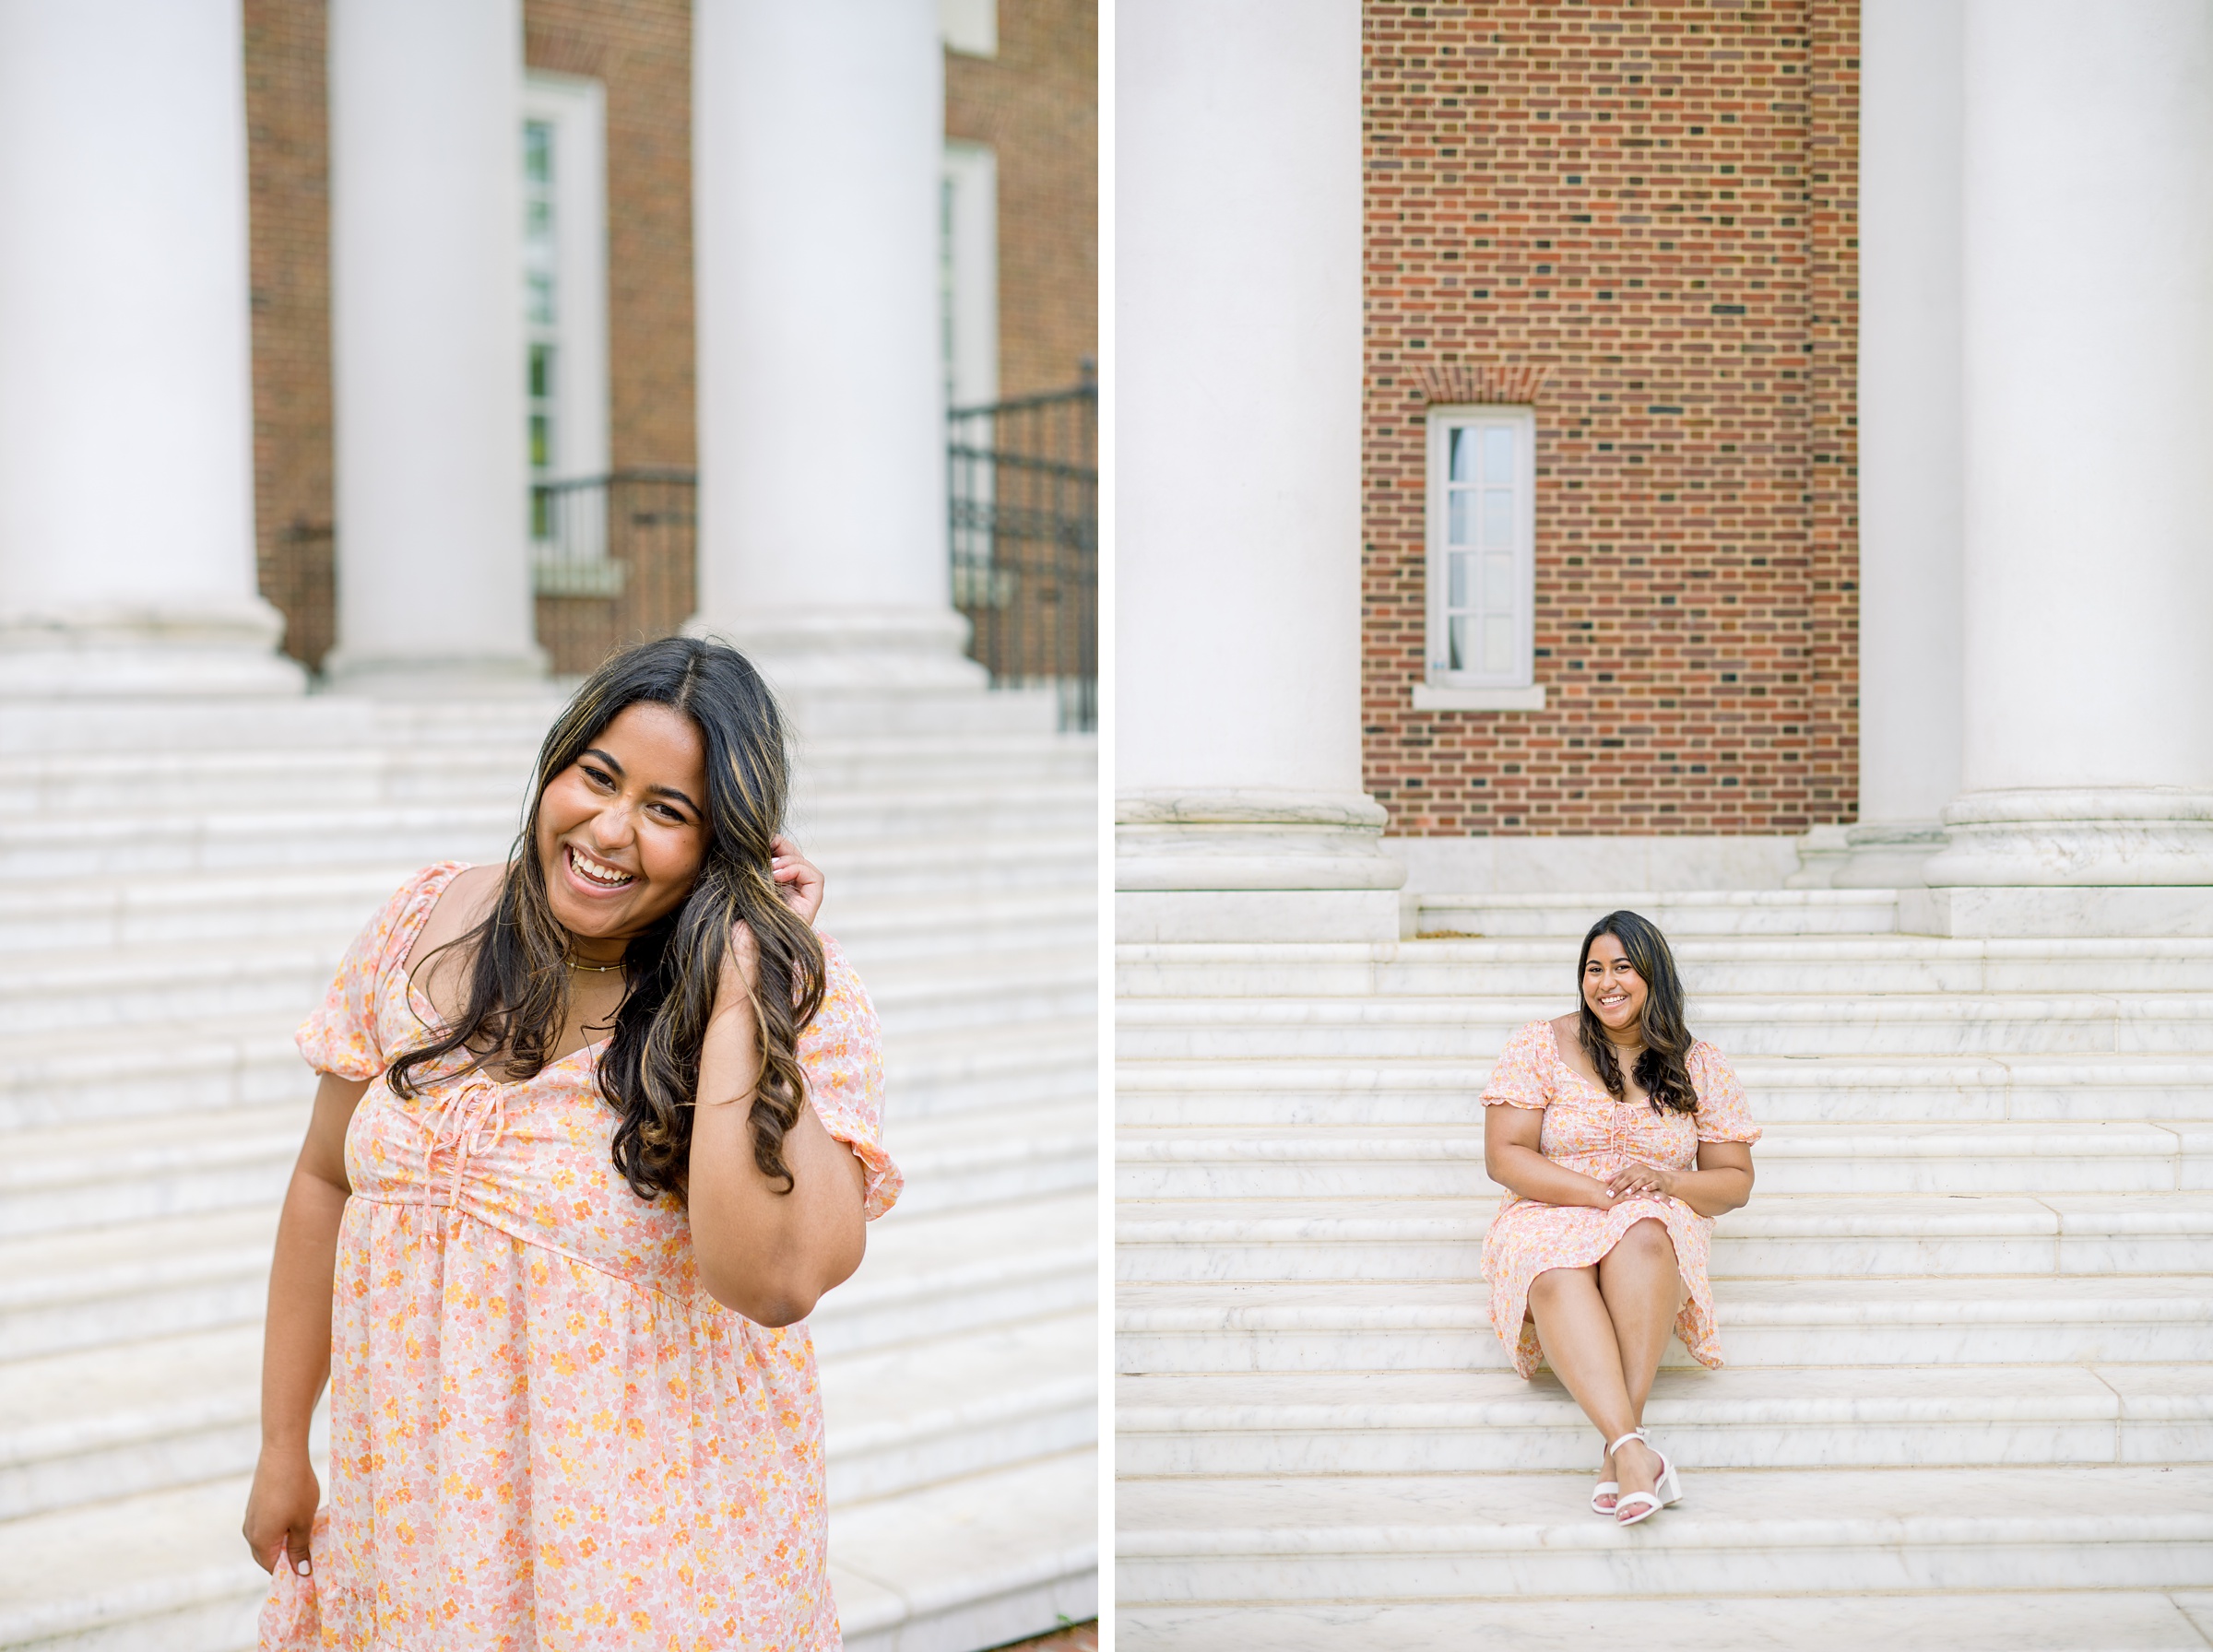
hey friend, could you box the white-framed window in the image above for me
[941,140,999,409]
[521,71,612,595]
[1422,404,1540,707]
[940,0,998,57]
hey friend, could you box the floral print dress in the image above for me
[258,863,900,1652]
[1479,1019,1759,1380]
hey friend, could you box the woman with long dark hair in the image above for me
[1480,910,1759,1526]
[242,636,900,1648]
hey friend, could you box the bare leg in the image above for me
[1527,1265,1653,1508]
[1594,1218,1686,1509]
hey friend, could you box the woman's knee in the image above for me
[1527,1264,1592,1307]
[1612,1217,1676,1266]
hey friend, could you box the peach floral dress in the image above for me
[1480,1020,1758,1380]
[258,863,901,1652]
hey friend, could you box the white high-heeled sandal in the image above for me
[1606,1428,1682,1527]
[1591,1435,1619,1515]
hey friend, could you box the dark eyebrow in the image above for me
[581,749,700,816]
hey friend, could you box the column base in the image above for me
[1117,790,1407,943]
[0,601,305,698]
[319,645,550,698]
[1922,788,2213,886]
[1899,884,2213,938]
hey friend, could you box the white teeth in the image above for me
[569,845,633,888]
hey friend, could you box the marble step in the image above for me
[1113,1194,2213,1282]
[8,738,1088,813]
[1114,1276,2213,1373]
[1118,936,2213,997]
[1116,1465,2213,1604]
[1119,1592,2213,1652]
[832,1447,1097,1652]
[0,1187,1096,1365]
[1116,1052,2213,1126]
[0,1090,1095,1240]
[0,1447,1097,1652]
[1117,994,2213,1059]
[1413,889,1902,937]
[0,860,1095,957]
[1113,1121,2213,1200]
[0,1305,1095,1524]
[1115,1363,2213,1477]
[0,933,1093,1040]
[0,1000,1095,1132]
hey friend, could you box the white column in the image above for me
[1918,0,2213,934]
[1115,0,1402,943]
[1831,0,1965,889]
[324,0,544,691]
[690,0,980,692]
[0,0,302,697]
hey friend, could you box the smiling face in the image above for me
[534,701,710,961]
[1581,931,1650,1043]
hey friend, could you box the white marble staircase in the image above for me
[0,690,1097,1652]
[1116,888,2213,1648]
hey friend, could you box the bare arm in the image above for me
[1609,1140,1755,1219]
[243,1071,369,1576]
[1484,1103,1616,1209]
[687,926,867,1327]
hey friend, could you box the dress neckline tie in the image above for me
[418,1080,509,1217]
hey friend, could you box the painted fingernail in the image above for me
[296,1559,311,1576]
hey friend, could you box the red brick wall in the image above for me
[948,0,1099,398]
[1362,0,1860,836]
[243,0,336,671]
[525,0,697,673]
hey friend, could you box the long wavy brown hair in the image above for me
[1576,909,1698,1115]
[388,636,826,1202]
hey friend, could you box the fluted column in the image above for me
[323,0,544,691]
[690,0,980,693]
[1918,0,2213,934]
[0,0,302,697]
[1834,0,1965,889]
[1115,0,1402,942]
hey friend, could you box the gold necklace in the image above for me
[567,957,625,974]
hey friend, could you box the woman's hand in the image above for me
[1607,1159,1680,1203]
[770,835,824,926]
[243,1446,320,1577]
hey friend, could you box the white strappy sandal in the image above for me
[1591,1439,1619,1515]
[1606,1428,1682,1527]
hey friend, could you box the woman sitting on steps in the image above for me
[1480,910,1760,1526]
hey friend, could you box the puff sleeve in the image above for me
[799,935,903,1221]
[294,863,462,1080]
[1481,1020,1559,1112]
[1689,1042,1762,1145]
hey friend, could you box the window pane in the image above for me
[1483,614,1514,673]
[528,344,554,399]
[1484,554,1514,609]
[1482,426,1514,481]
[525,122,552,183]
[1449,615,1471,673]
[529,413,551,469]
[1449,551,1473,609]
[526,199,553,244]
[1481,489,1513,549]
[1447,490,1474,546]
[527,272,555,326]
[1449,426,1475,482]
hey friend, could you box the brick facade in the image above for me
[243,0,336,671]
[947,0,1099,398]
[243,1,1095,675]
[1362,0,1860,836]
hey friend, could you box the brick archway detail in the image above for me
[1417,361,1552,405]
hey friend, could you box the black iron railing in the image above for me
[525,390,1098,726]
[529,470,699,676]
[948,384,1099,731]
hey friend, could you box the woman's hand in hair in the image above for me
[770,835,825,926]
